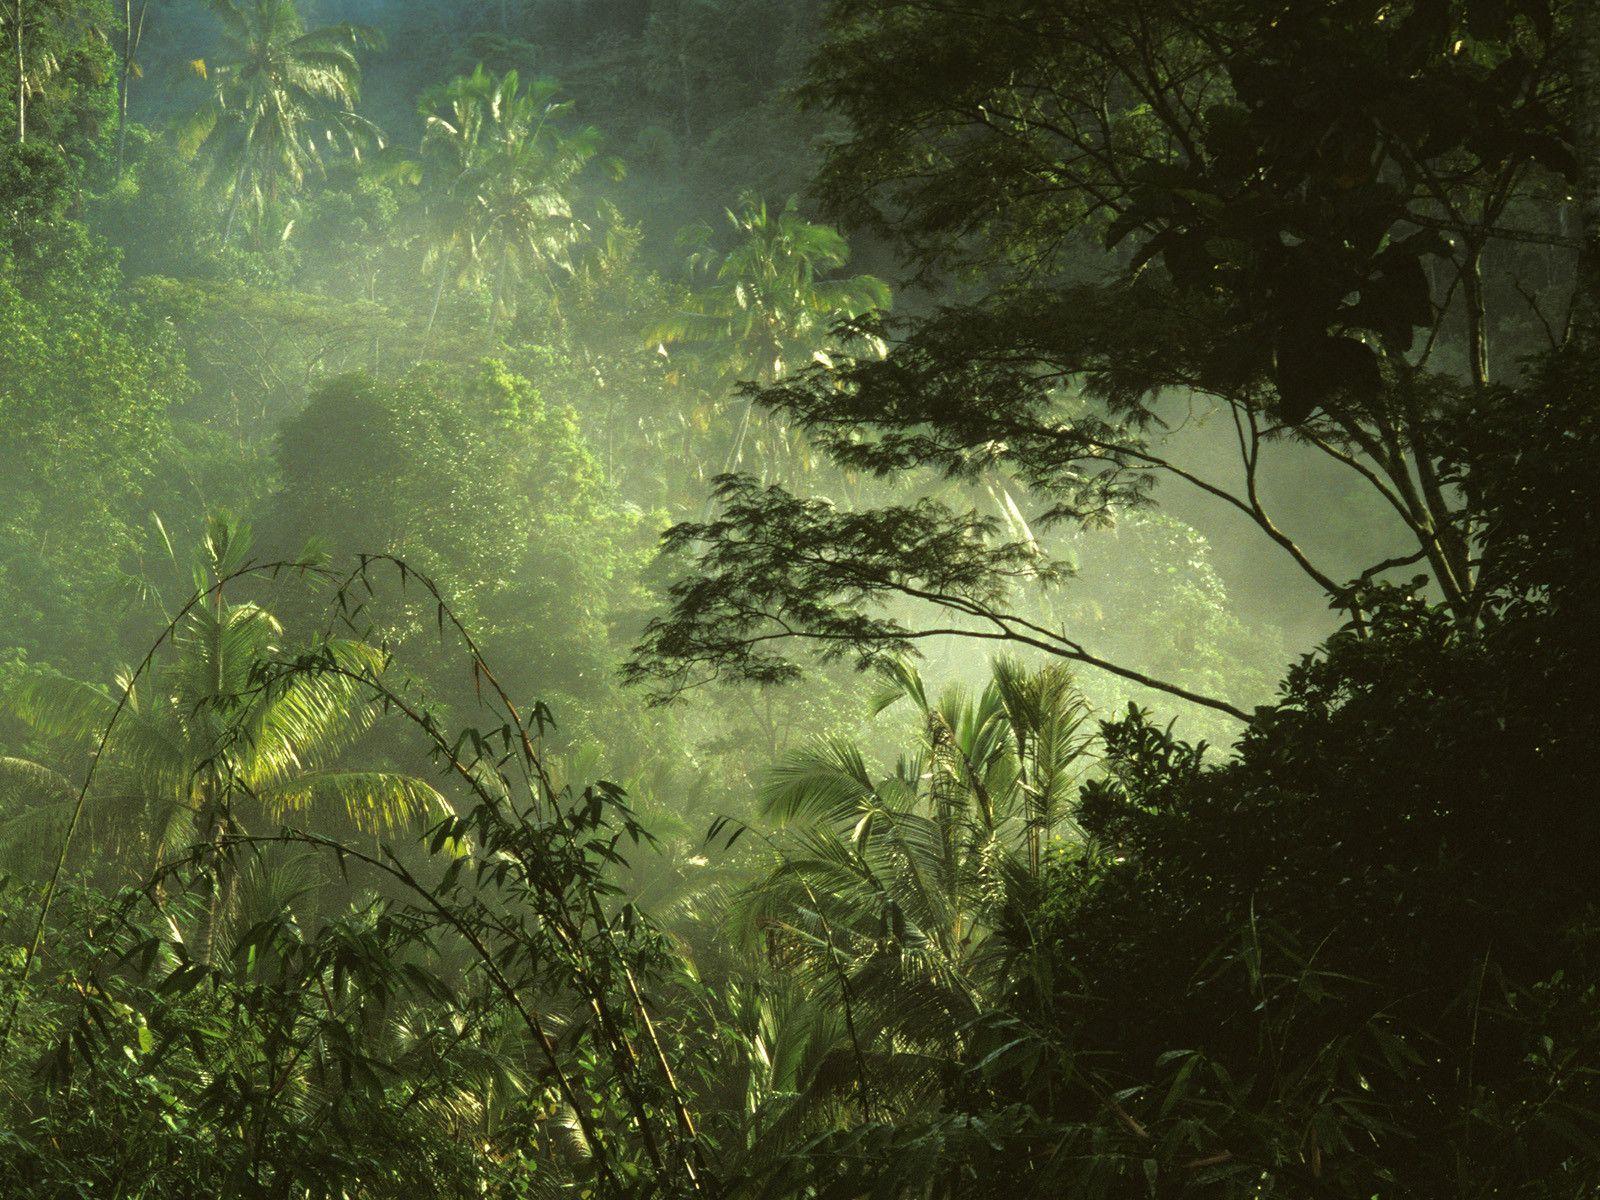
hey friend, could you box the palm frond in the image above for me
[255,771,450,834]
[760,736,875,826]
[6,674,121,749]
[240,639,386,788]
[0,757,77,806]
[738,655,1101,1093]
[6,674,191,799]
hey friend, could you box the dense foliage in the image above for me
[0,0,1596,1196]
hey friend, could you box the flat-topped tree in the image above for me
[631,0,1583,721]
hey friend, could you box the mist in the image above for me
[1,1,1595,1194]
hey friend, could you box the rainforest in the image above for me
[0,1,1597,1196]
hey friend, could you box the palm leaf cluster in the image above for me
[0,518,446,947]
[657,193,891,386]
[733,656,1093,1120]
[0,0,83,142]
[651,192,891,493]
[181,0,380,245]
[418,66,618,338]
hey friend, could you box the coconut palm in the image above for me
[3,0,73,143]
[415,64,497,339]
[736,657,1092,1091]
[418,67,616,340]
[182,0,380,246]
[0,517,447,962]
[652,194,891,495]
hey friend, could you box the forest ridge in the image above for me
[0,1,1598,1196]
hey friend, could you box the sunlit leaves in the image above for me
[182,0,380,244]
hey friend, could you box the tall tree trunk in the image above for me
[220,160,249,247]
[13,0,25,145]
[367,268,380,372]
[678,52,693,140]
[424,252,450,340]
[486,246,508,342]
[115,1,148,174]
[114,74,128,170]
[1572,0,1600,346]
[192,777,232,967]
[1462,241,1490,388]
[193,579,233,967]
[193,841,236,967]
[699,349,779,523]
[193,841,223,966]
[699,395,756,523]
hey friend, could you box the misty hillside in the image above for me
[0,2,1597,1196]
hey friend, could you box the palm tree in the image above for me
[114,0,151,172]
[652,194,891,496]
[0,517,447,963]
[4,0,75,143]
[415,65,495,340]
[735,657,1093,1103]
[418,67,615,341]
[181,0,380,246]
